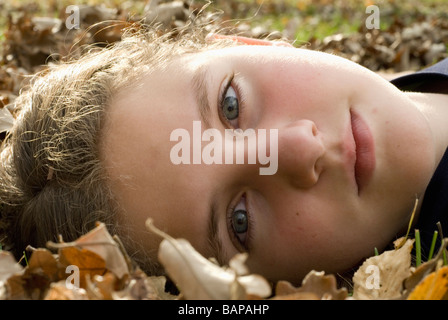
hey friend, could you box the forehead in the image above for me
[100,53,215,254]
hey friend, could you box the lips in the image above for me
[350,109,375,194]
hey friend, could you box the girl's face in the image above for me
[103,44,436,283]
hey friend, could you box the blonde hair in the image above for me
[0,22,236,274]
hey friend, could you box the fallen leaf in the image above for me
[47,222,130,279]
[0,251,23,283]
[111,269,177,300]
[352,238,414,300]
[27,248,60,283]
[299,271,348,300]
[407,265,448,300]
[4,274,27,300]
[272,291,319,300]
[44,281,89,300]
[146,218,272,300]
[141,275,178,300]
[0,252,24,299]
[273,281,319,300]
[58,246,107,289]
[89,272,117,300]
[273,271,348,300]
[0,105,14,133]
[71,222,130,279]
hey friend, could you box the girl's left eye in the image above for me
[228,195,251,251]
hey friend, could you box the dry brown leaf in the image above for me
[299,271,348,300]
[27,248,60,283]
[68,222,130,279]
[273,271,348,300]
[1,252,54,300]
[0,251,23,283]
[89,272,117,300]
[0,105,14,133]
[352,238,414,300]
[111,270,177,300]
[0,252,24,299]
[272,291,319,300]
[44,281,89,300]
[273,281,319,300]
[146,219,271,300]
[142,275,179,300]
[58,246,107,289]
[5,274,27,300]
[47,222,130,279]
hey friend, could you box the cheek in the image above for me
[256,193,380,279]
[257,71,354,127]
[266,194,349,258]
[249,205,348,283]
[357,87,435,204]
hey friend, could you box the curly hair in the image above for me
[0,21,238,275]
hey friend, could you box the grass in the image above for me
[2,0,448,43]
[412,227,448,268]
[202,0,448,41]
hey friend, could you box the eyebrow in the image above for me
[192,65,227,264]
[192,64,212,129]
[207,199,227,266]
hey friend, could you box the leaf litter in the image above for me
[0,219,447,300]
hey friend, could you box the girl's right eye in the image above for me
[219,74,243,129]
[222,85,239,121]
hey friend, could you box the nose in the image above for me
[277,119,325,188]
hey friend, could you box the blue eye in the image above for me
[229,195,250,250]
[219,74,244,129]
[232,209,248,234]
[222,86,239,121]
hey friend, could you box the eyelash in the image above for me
[226,193,254,252]
[218,73,246,129]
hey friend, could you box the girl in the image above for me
[1,25,447,286]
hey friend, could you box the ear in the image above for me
[206,33,294,48]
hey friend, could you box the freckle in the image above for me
[295,212,299,217]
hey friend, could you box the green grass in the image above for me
[204,0,448,41]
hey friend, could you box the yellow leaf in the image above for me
[408,266,448,300]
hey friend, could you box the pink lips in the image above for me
[350,109,375,194]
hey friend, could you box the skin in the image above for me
[101,40,448,284]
